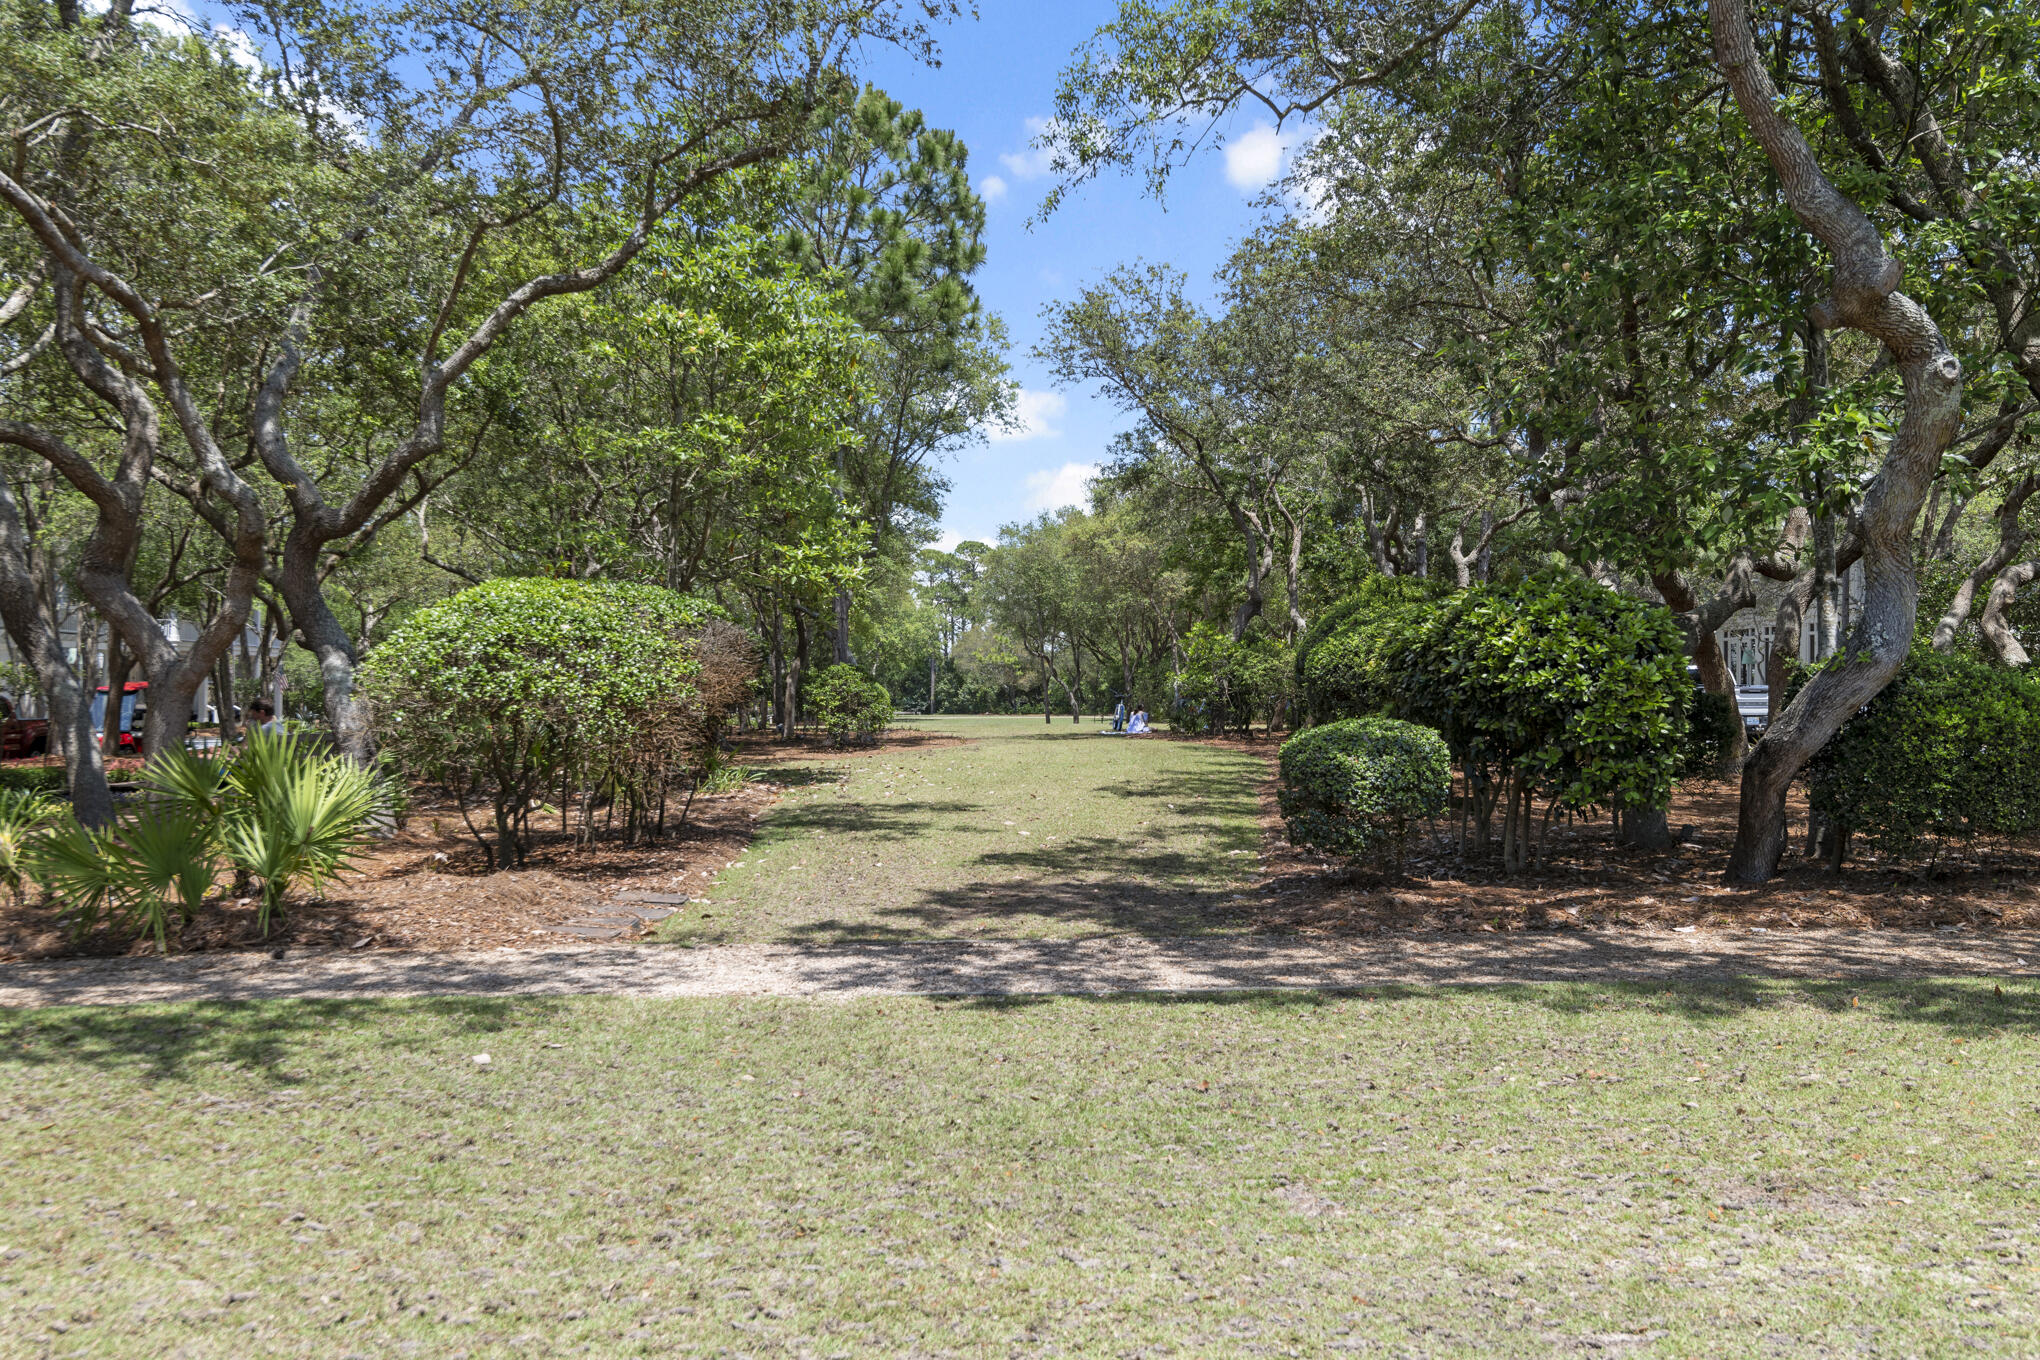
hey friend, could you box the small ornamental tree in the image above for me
[1388,573,1688,869]
[360,580,728,869]
[1805,650,2040,867]
[1174,624,1294,736]
[804,664,893,744]
[1278,717,1451,870]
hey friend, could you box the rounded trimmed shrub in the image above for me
[1806,648,2040,864]
[360,578,725,868]
[804,665,893,744]
[1277,716,1451,868]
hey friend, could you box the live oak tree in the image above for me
[0,0,958,779]
[1045,0,2001,881]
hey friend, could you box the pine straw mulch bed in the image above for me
[1216,737,2040,935]
[0,728,966,963]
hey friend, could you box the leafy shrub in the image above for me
[29,810,220,955]
[30,730,385,947]
[1300,571,1686,870]
[696,758,752,796]
[361,579,733,868]
[0,788,62,901]
[1806,649,2040,865]
[1295,577,1440,723]
[1390,574,1686,866]
[1681,690,1742,780]
[0,765,67,795]
[804,665,893,744]
[1277,717,1451,868]
[1173,625,1294,735]
[210,731,381,933]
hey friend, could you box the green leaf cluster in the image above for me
[1173,624,1294,737]
[1277,716,1451,869]
[803,664,894,744]
[1805,649,2040,865]
[359,579,731,868]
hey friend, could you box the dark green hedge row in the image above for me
[1805,649,2040,863]
[0,765,67,795]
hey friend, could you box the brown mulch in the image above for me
[0,728,966,963]
[1233,748,2040,936]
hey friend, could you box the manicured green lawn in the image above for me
[4,981,2036,1357]
[665,715,1267,944]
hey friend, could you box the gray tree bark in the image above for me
[1711,0,1965,884]
[0,482,112,825]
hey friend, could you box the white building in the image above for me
[1712,560,1867,686]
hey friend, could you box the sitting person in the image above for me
[1126,706,1150,735]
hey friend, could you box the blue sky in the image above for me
[155,0,1298,550]
[858,4,1300,551]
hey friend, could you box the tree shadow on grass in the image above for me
[0,996,566,1085]
[936,977,2040,1037]
[758,799,983,843]
[773,832,1262,943]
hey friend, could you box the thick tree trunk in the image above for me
[0,485,113,825]
[1712,0,1964,884]
[834,589,852,666]
[1979,561,2036,666]
[275,533,374,759]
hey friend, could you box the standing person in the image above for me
[243,699,284,738]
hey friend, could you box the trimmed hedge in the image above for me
[1277,717,1451,868]
[1806,649,2040,864]
[1295,577,1440,723]
[805,665,893,744]
[0,765,68,796]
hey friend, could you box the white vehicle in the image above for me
[1735,685,1770,733]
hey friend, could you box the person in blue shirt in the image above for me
[1126,706,1150,735]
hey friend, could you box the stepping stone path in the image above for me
[546,892,694,941]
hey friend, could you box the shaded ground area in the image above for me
[3,983,2036,1356]
[2,929,2034,1008]
[0,784,774,962]
[1238,754,2040,936]
[655,716,1266,945]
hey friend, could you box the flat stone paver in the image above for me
[3,929,2036,1008]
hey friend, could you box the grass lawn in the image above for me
[5,981,2037,1357]
[663,715,1267,944]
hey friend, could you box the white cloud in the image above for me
[998,116,1058,181]
[931,530,967,554]
[1224,123,1294,192]
[989,389,1066,444]
[979,174,1008,203]
[1025,462,1099,513]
